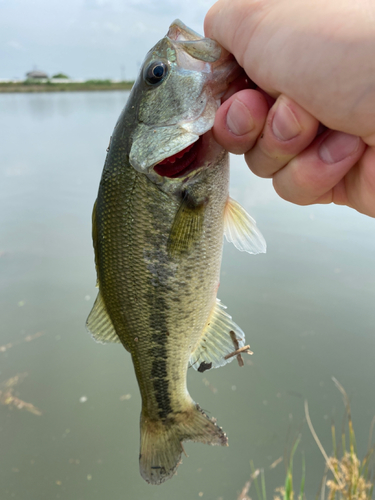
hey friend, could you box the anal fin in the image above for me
[189,298,251,372]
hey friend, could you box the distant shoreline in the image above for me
[0,81,134,93]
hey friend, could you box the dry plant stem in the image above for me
[0,373,42,416]
[180,442,188,458]
[270,456,283,469]
[229,331,245,367]
[224,345,253,361]
[332,377,349,406]
[320,469,327,500]
[304,400,344,488]
[237,480,251,500]
[237,354,245,367]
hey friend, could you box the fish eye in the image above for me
[144,61,168,85]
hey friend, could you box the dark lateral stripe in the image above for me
[146,292,173,420]
[151,355,173,419]
[152,370,173,419]
[144,195,174,421]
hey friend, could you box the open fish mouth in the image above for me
[153,137,202,178]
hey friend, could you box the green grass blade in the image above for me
[342,432,346,455]
[284,469,292,500]
[261,468,266,500]
[250,460,262,500]
[283,436,301,500]
[331,423,337,459]
[299,452,305,500]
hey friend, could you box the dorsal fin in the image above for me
[86,291,121,344]
[92,199,100,287]
[189,299,251,372]
[224,197,266,254]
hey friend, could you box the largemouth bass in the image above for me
[87,19,266,485]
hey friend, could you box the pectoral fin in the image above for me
[189,299,252,372]
[168,193,207,257]
[224,197,266,254]
[86,291,121,344]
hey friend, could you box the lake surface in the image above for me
[1,91,374,500]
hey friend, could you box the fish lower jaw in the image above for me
[153,136,202,178]
[152,128,223,180]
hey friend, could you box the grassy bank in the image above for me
[238,378,375,500]
[0,80,134,93]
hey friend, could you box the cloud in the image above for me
[6,40,23,50]
[0,0,218,79]
[103,22,120,34]
[83,0,110,9]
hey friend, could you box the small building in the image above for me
[26,70,49,80]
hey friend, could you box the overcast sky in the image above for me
[0,0,217,80]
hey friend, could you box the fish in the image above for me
[86,19,266,485]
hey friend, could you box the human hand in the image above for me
[205,0,375,217]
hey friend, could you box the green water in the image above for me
[0,91,374,499]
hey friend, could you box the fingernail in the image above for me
[272,100,302,141]
[226,99,255,136]
[318,131,360,164]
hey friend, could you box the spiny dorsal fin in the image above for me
[168,192,207,257]
[224,197,266,254]
[189,298,250,372]
[86,291,121,344]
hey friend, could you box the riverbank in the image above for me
[0,80,134,93]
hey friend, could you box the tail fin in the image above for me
[139,404,227,485]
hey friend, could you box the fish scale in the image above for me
[97,152,227,413]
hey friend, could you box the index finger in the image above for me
[204,1,280,99]
[204,1,253,66]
